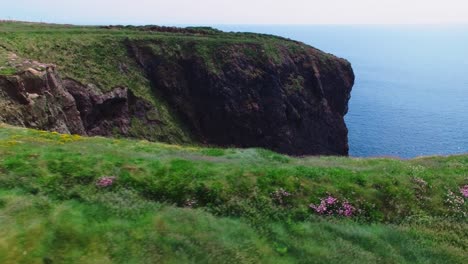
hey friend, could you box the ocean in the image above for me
[216,25,468,158]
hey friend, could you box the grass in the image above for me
[0,21,303,96]
[0,47,16,75]
[0,124,467,263]
[0,67,16,75]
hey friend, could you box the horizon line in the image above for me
[1,19,468,27]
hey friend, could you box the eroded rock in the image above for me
[0,63,161,139]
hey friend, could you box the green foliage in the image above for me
[0,21,297,92]
[0,67,16,75]
[256,148,291,163]
[262,42,283,64]
[0,125,466,224]
[185,26,223,33]
[0,190,466,263]
[0,124,467,264]
[201,148,226,157]
[285,73,305,92]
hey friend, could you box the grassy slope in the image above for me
[0,22,307,96]
[0,124,467,263]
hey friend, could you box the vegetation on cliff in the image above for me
[0,124,466,263]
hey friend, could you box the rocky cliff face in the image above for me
[0,61,161,138]
[128,40,354,155]
[0,34,354,156]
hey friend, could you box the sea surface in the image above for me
[216,25,468,158]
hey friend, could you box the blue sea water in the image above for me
[216,25,468,158]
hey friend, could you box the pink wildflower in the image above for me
[339,201,355,217]
[96,176,116,187]
[460,185,468,198]
[310,200,327,214]
[325,196,337,205]
[310,196,356,217]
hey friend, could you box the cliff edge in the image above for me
[0,22,354,155]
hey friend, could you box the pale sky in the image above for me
[2,0,468,25]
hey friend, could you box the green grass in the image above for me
[0,67,16,75]
[0,21,301,96]
[0,124,467,263]
[0,47,16,75]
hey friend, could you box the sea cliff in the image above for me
[0,22,354,155]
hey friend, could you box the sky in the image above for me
[1,0,468,25]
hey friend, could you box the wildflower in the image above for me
[309,195,356,217]
[460,185,468,198]
[339,201,355,217]
[96,176,116,187]
[310,200,327,214]
[325,196,337,205]
[445,189,467,218]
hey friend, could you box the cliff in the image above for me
[0,22,354,155]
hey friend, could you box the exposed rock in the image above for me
[63,80,160,137]
[0,66,85,134]
[128,41,354,155]
[0,63,162,139]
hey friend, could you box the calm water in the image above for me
[216,25,468,158]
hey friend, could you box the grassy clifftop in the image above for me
[0,21,307,99]
[0,124,467,263]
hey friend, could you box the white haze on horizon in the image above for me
[1,0,468,25]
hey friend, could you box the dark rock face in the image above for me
[128,42,354,155]
[63,80,131,136]
[0,65,158,138]
[64,79,162,137]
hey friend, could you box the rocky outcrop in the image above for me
[64,79,163,137]
[0,62,161,138]
[128,40,354,155]
[0,66,86,134]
